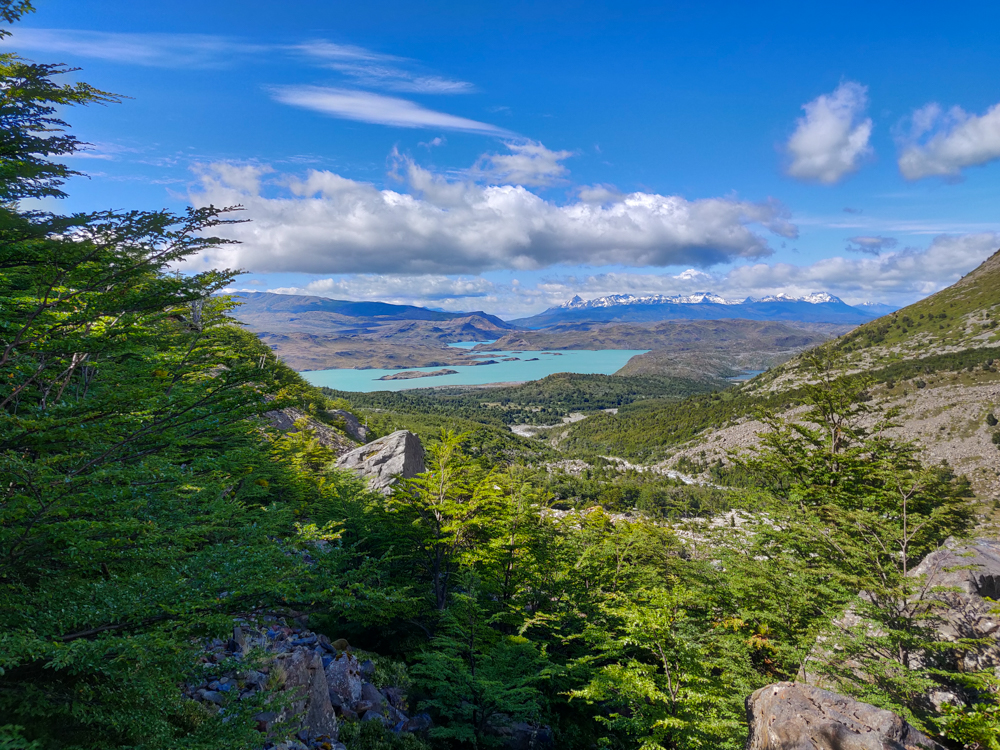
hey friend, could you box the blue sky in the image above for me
[9,0,1000,318]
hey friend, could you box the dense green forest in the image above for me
[1,4,998,749]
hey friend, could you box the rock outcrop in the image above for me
[325,408,370,443]
[334,430,425,494]
[185,618,430,750]
[265,407,357,455]
[744,682,945,750]
[908,537,1000,672]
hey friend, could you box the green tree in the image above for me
[413,572,549,748]
[570,585,751,750]
[735,352,978,729]
[390,432,485,613]
[0,6,365,747]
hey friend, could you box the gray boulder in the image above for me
[327,408,370,443]
[744,682,945,750]
[325,652,363,706]
[275,649,339,741]
[334,430,425,494]
[908,537,1000,672]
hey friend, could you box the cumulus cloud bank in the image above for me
[189,150,795,275]
[785,82,873,184]
[897,101,1000,180]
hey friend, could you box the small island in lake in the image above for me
[377,368,458,381]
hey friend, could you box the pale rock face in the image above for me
[744,682,945,750]
[334,430,425,494]
[325,652,363,705]
[908,537,1000,672]
[276,649,339,741]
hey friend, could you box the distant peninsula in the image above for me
[378,368,458,381]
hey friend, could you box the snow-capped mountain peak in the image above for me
[558,291,846,309]
[745,291,844,304]
[557,292,742,309]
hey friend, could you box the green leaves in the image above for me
[569,586,750,750]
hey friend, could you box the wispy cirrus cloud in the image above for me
[897,101,1000,180]
[269,86,509,134]
[5,28,267,68]
[294,40,475,94]
[785,81,873,184]
[5,30,475,96]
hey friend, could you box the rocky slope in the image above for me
[650,250,1000,501]
[756,247,1000,393]
[663,371,1000,500]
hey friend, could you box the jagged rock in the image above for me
[334,430,425,494]
[326,409,370,443]
[359,659,376,681]
[325,652,363,705]
[401,713,432,733]
[271,649,338,742]
[504,721,552,750]
[276,650,311,726]
[744,682,945,750]
[265,407,357,455]
[304,651,339,740]
[361,682,385,708]
[382,686,406,710]
[908,537,1000,672]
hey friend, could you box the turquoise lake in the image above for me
[299,345,650,392]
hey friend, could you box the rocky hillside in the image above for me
[758,247,1000,391]
[568,250,1000,503]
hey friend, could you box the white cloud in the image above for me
[897,101,1000,179]
[187,152,794,275]
[5,31,472,97]
[487,233,1000,315]
[785,82,873,184]
[468,141,574,186]
[325,63,475,94]
[267,274,496,304]
[5,28,267,68]
[291,40,402,64]
[224,233,1000,318]
[269,86,509,134]
[719,233,1000,301]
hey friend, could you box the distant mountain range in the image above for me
[229,291,512,329]
[513,291,897,328]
